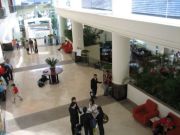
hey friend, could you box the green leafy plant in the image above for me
[45,57,58,68]
[64,29,73,41]
[64,25,104,46]
[83,26,103,46]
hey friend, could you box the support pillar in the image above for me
[71,21,84,51]
[112,32,130,100]
[59,16,67,43]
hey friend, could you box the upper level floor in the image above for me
[55,0,180,49]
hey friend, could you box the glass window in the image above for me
[132,0,180,19]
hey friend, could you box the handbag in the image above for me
[103,113,109,124]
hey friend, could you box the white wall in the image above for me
[127,84,180,117]
[0,13,19,43]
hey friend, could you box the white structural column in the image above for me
[71,21,84,51]
[59,16,67,42]
[112,32,130,85]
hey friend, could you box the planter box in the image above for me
[1,43,13,51]
[112,84,127,100]
[127,84,180,117]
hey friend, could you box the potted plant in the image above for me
[45,57,58,74]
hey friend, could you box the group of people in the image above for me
[68,72,112,135]
[0,59,23,103]
[25,38,38,55]
[91,72,112,99]
[69,97,105,135]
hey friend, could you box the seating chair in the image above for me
[133,99,159,125]
[153,112,180,135]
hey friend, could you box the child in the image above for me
[11,83,23,103]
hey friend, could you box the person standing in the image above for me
[34,39,38,53]
[103,70,112,96]
[25,40,30,55]
[44,36,47,44]
[29,38,34,53]
[88,98,98,131]
[69,97,81,135]
[91,74,102,98]
[16,39,20,50]
[80,107,94,135]
[96,106,105,135]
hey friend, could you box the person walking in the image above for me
[34,39,38,53]
[29,38,34,53]
[91,74,102,98]
[25,40,30,55]
[80,107,94,135]
[69,97,81,135]
[11,83,23,103]
[96,106,105,135]
[16,39,20,50]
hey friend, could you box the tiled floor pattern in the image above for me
[3,46,152,135]
[13,60,74,73]
[6,96,115,133]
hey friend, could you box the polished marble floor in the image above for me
[3,46,152,135]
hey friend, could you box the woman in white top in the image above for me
[88,98,98,118]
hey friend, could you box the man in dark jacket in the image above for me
[69,97,81,135]
[91,74,102,98]
[80,107,94,135]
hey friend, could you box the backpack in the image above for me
[38,81,44,87]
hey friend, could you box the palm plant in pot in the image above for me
[45,57,59,74]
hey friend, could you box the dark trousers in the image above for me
[98,123,104,135]
[84,126,93,135]
[3,74,9,85]
[71,122,79,135]
[92,88,97,97]
[153,125,164,135]
[8,71,13,80]
[35,47,38,53]
[0,91,6,101]
[26,48,29,54]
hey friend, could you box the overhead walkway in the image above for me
[56,7,180,49]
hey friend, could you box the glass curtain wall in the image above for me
[132,0,180,19]
[82,0,112,10]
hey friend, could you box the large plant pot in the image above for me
[50,67,57,84]
[112,84,127,100]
